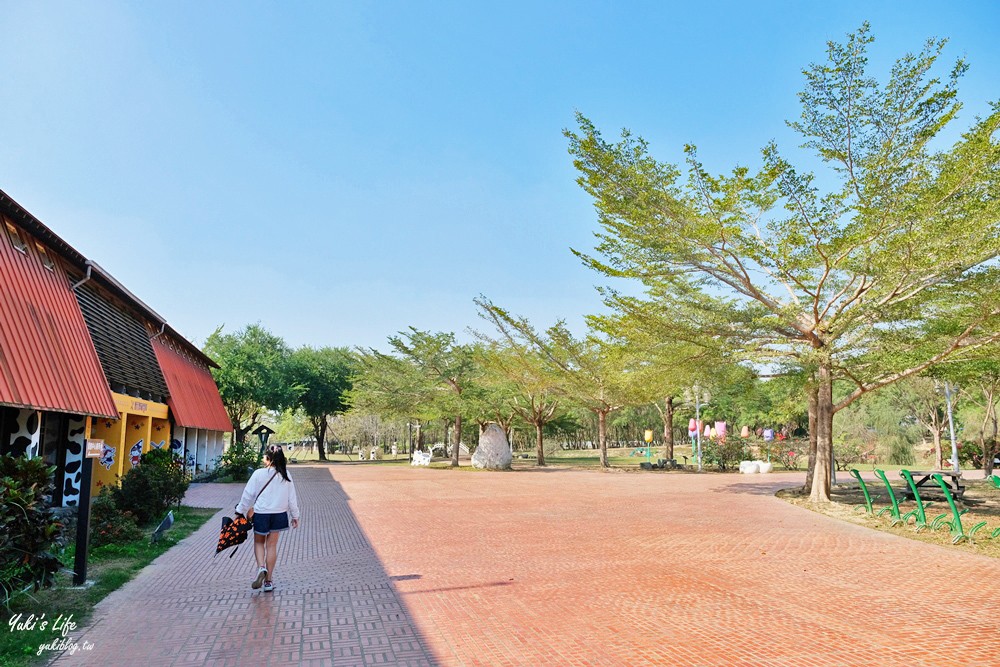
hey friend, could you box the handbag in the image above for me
[214,472,277,558]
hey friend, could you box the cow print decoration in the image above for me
[61,416,87,507]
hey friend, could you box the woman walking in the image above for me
[236,445,300,592]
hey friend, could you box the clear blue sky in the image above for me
[2,2,997,351]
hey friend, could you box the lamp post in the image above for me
[644,429,654,465]
[693,383,708,472]
[252,424,275,467]
[944,381,959,472]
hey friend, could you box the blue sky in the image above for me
[2,2,998,351]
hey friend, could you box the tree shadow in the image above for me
[55,466,442,666]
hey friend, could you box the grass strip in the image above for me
[1,506,218,667]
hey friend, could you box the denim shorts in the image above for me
[252,511,289,535]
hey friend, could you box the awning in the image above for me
[0,214,117,417]
[151,337,232,432]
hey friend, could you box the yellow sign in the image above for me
[112,392,169,419]
[85,439,105,458]
[644,429,654,443]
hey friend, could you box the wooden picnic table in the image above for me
[903,470,964,500]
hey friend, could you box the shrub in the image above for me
[217,440,258,482]
[0,457,64,602]
[834,438,869,471]
[775,444,801,470]
[702,438,744,471]
[113,449,189,526]
[89,488,142,548]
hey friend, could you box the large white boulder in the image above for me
[472,424,513,470]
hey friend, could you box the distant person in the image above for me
[236,445,300,593]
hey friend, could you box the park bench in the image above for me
[901,469,964,500]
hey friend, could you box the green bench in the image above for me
[852,469,1000,544]
[899,469,934,531]
[927,474,1000,544]
[872,469,906,526]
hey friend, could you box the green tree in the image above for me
[886,376,949,469]
[566,25,1000,501]
[590,307,719,460]
[351,350,441,460]
[204,324,300,445]
[947,357,1000,475]
[288,346,355,461]
[477,299,647,468]
[475,335,562,466]
[377,329,478,467]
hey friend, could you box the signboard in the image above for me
[112,392,169,419]
[85,439,105,458]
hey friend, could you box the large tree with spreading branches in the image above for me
[567,24,1000,501]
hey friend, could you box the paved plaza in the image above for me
[53,463,1000,666]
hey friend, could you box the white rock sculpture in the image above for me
[471,424,513,470]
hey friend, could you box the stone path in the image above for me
[51,464,1000,666]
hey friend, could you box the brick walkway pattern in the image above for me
[52,464,1000,666]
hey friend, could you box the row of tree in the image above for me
[205,26,1000,503]
[203,324,354,460]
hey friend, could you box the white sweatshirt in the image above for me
[236,467,300,520]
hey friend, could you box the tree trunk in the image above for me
[452,414,462,467]
[804,385,818,494]
[316,417,328,461]
[662,397,675,460]
[932,428,942,470]
[235,423,253,446]
[809,364,834,503]
[535,422,546,466]
[597,410,609,468]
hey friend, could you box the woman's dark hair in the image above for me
[265,445,291,482]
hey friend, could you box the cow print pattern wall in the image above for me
[62,416,87,507]
[1,409,41,458]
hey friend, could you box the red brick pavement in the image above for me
[50,464,1000,666]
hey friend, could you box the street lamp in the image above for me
[944,381,959,472]
[252,424,275,467]
[683,383,710,472]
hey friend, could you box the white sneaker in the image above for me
[252,567,268,589]
[262,580,274,592]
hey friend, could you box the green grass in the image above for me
[1,506,218,667]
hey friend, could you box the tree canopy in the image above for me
[566,24,1000,500]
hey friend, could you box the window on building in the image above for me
[35,243,55,271]
[4,220,28,254]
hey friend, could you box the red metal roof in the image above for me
[0,215,117,417]
[152,336,232,432]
